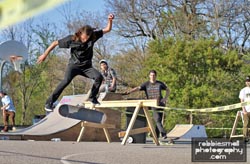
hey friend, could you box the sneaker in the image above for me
[90,97,100,105]
[1,126,8,132]
[12,127,16,131]
[162,133,167,139]
[244,138,249,143]
[45,104,53,112]
[162,135,168,140]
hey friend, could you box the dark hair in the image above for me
[246,76,250,82]
[149,70,157,76]
[0,90,7,95]
[72,25,96,41]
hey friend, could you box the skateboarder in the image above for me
[125,70,170,139]
[37,14,114,112]
[239,76,250,141]
[0,91,16,132]
[99,59,117,93]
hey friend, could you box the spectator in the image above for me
[239,76,250,141]
[0,91,16,132]
[125,70,170,139]
[99,59,117,93]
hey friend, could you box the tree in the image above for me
[105,0,250,53]
[143,37,246,132]
[146,37,242,108]
[1,21,65,125]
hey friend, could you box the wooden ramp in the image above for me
[167,124,207,140]
[0,92,161,146]
[84,99,160,146]
[0,94,122,142]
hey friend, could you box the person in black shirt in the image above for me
[37,14,114,112]
[125,70,170,139]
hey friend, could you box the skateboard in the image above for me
[159,141,174,146]
[159,137,180,145]
[58,104,106,124]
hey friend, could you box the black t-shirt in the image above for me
[139,80,167,100]
[58,30,103,66]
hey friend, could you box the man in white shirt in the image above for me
[239,76,250,140]
[0,91,16,132]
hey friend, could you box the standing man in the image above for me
[0,91,16,132]
[125,70,170,139]
[37,14,114,111]
[239,76,250,141]
[99,59,117,93]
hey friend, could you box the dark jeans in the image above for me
[46,63,103,107]
[152,107,166,138]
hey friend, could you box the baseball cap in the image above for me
[246,76,250,82]
[99,59,108,65]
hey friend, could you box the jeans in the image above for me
[46,63,103,107]
[3,110,15,131]
[151,107,166,138]
[243,112,250,138]
[99,84,116,93]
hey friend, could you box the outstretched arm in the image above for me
[37,40,59,64]
[102,14,114,34]
[125,86,140,95]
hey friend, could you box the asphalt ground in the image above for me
[0,140,249,164]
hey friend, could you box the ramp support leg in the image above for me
[103,128,111,143]
[77,123,85,142]
[121,102,142,145]
[230,111,244,140]
[143,107,160,146]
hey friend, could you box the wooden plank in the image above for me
[103,128,111,143]
[121,102,142,145]
[77,121,115,143]
[84,99,157,108]
[118,127,150,138]
[81,121,115,129]
[77,126,85,142]
[230,135,244,138]
[143,106,160,146]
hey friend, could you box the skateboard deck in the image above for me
[58,104,106,124]
[159,141,174,146]
[159,137,180,145]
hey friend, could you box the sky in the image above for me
[0,0,121,59]
[34,0,106,25]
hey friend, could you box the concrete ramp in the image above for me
[167,124,207,140]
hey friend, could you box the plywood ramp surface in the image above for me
[167,124,193,138]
